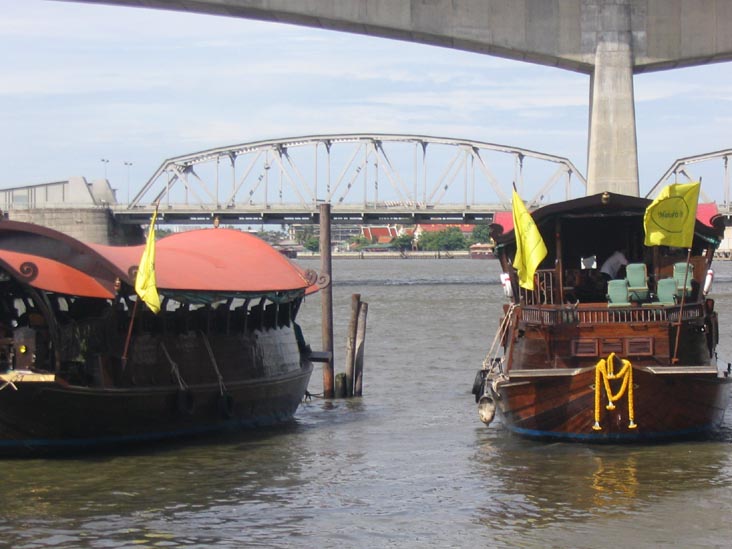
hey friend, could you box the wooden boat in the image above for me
[0,220,324,454]
[472,192,732,442]
[469,243,496,259]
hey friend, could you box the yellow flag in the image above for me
[135,209,161,314]
[512,189,547,290]
[643,182,700,248]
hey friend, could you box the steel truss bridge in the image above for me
[5,134,729,226]
[117,134,588,226]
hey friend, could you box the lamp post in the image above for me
[124,161,133,204]
[100,158,110,180]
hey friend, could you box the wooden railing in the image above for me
[519,270,557,305]
[519,302,705,326]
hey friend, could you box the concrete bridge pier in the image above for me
[587,2,639,197]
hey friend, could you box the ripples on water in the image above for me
[4,259,732,547]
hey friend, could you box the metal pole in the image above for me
[724,155,729,207]
[671,248,693,364]
[264,151,270,210]
[124,161,133,204]
[364,144,368,207]
[319,202,334,398]
[414,143,418,206]
[464,149,468,208]
[422,142,427,204]
[326,141,332,197]
[230,153,236,206]
[215,157,219,207]
[314,141,319,202]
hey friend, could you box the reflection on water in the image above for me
[474,435,732,537]
[591,452,640,503]
[2,259,732,547]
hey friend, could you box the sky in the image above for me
[2,0,732,203]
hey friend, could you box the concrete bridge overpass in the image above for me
[60,0,732,200]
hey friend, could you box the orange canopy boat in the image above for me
[0,220,323,454]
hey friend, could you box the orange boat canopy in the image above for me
[0,221,320,301]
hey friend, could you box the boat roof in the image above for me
[0,221,319,300]
[491,192,724,245]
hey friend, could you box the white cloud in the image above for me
[1,0,730,199]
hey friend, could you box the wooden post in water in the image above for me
[354,301,368,397]
[319,202,335,398]
[334,373,348,399]
[344,294,360,397]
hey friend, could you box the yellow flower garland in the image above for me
[593,352,637,431]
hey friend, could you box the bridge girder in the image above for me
[121,133,586,224]
[61,0,732,74]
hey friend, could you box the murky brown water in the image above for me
[3,258,732,547]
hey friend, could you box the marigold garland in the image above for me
[593,352,637,431]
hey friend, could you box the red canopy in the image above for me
[90,228,316,293]
[0,250,114,299]
[0,221,319,299]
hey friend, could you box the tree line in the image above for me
[302,224,492,252]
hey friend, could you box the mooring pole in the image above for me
[319,202,335,398]
[354,301,368,397]
[344,294,360,397]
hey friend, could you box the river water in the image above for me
[4,258,732,547]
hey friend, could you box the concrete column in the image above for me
[586,9,639,197]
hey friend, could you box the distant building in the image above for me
[289,223,361,248]
[412,223,475,242]
[1,177,118,210]
[360,225,399,244]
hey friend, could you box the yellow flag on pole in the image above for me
[643,182,700,248]
[135,209,161,314]
[512,188,547,290]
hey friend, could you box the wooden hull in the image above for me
[0,363,312,454]
[0,318,315,454]
[474,299,732,442]
[494,366,731,442]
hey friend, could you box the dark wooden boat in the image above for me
[0,220,324,454]
[472,192,732,442]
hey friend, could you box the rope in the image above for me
[482,303,517,372]
[0,380,17,392]
[199,331,227,396]
[593,352,637,431]
[160,341,188,391]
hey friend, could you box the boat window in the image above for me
[56,296,70,313]
[581,255,597,269]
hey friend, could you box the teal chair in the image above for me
[673,262,693,298]
[626,263,649,301]
[607,279,631,307]
[656,278,678,305]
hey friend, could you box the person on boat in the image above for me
[600,249,628,282]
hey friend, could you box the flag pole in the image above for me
[121,298,139,371]
[671,247,693,364]
[123,202,161,370]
